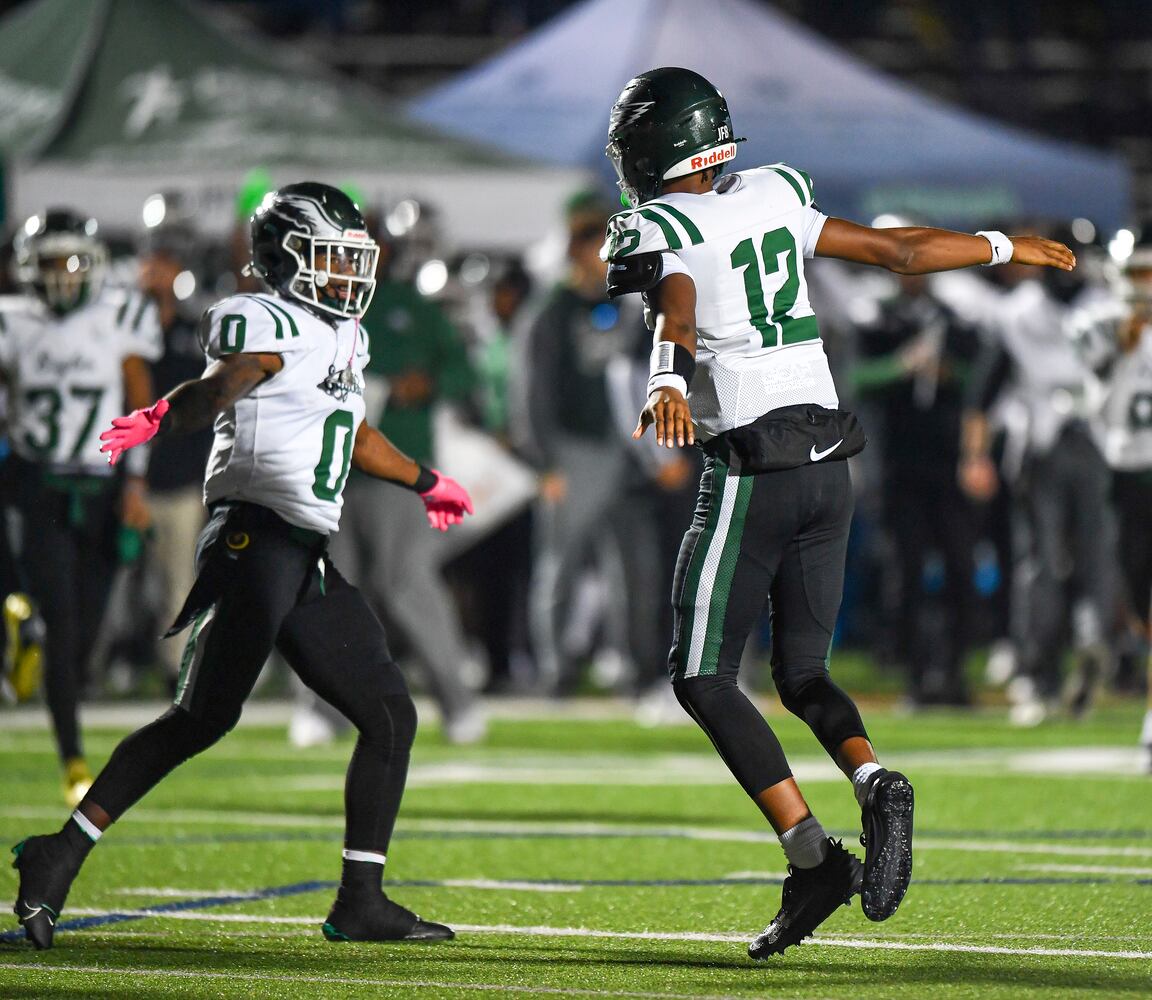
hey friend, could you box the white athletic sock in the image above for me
[778,816,829,869]
[71,810,102,843]
[852,762,884,807]
[342,848,386,866]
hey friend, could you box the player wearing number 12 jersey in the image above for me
[10,183,472,950]
[602,67,1076,957]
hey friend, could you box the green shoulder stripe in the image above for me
[115,297,130,327]
[242,297,284,341]
[794,167,815,202]
[647,202,704,246]
[637,207,683,250]
[770,166,808,206]
[131,295,150,332]
[0,310,7,332]
[260,298,300,339]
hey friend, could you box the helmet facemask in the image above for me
[279,228,378,320]
[17,233,107,314]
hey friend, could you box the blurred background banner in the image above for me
[0,0,586,247]
[410,0,1131,228]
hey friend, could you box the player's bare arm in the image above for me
[635,271,697,448]
[161,352,283,435]
[101,352,280,465]
[814,218,1076,273]
[350,420,424,486]
[351,420,474,531]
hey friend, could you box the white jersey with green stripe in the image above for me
[0,286,162,474]
[200,292,369,533]
[1101,323,1152,471]
[605,164,837,439]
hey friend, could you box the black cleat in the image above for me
[859,768,915,921]
[748,838,861,959]
[322,890,454,943]
[11,835,82,950]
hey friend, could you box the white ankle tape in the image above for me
[72,810,102,842]
[343,848,386,865]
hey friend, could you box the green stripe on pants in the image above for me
[175,607,214,709]
[671,459,729,678]
[696,472,755,676]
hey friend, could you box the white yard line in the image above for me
[2,806,1149,858]
[46,913,1152,961]
[1017,863,1152,876]
[112,879,581,897]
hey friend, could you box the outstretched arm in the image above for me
[814,218,1076,274]
[163,353,283,435]
[100,352,283,464]
[351,421,473,531]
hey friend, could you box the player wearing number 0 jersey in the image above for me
[10,183,472,952]
[199,291,369,534]
[0,209,159,809]
[603,66,1077,958]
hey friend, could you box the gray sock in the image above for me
[779,816,829,869]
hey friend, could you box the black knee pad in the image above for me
[353,691,418,753]
[773,670,868,758]
[673,674,793,795]
[168,705,240,756]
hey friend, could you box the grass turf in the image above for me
[0,699,1148,999]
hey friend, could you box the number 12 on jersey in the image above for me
[730,228,819,349]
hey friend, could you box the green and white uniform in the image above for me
[0,288,161,474]
[604,163,834,439]
[1102,323,1152,471]
[200,293,369,534]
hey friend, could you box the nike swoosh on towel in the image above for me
[810,439,843,462]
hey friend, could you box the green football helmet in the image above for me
[606,67,744,208]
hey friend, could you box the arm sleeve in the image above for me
[800,206,828,259]
[658,252,692,280]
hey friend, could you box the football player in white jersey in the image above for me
[0,209,160,807]
[602,68,1075,956]
[11,183,473,951]
[1102,239,1152,769]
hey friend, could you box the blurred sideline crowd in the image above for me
[2,180,1151,774]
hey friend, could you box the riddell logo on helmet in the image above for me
[690,146,736,171]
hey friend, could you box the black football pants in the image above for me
[12,463,119,763]
[86,502,416,854]
[668,455,868,798]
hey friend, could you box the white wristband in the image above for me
[976,230,1013,266]
[647,373,688,398]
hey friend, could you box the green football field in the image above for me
[0,697,1149,999]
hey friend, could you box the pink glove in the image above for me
[419,470,474,532]
[99,398,170,466]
